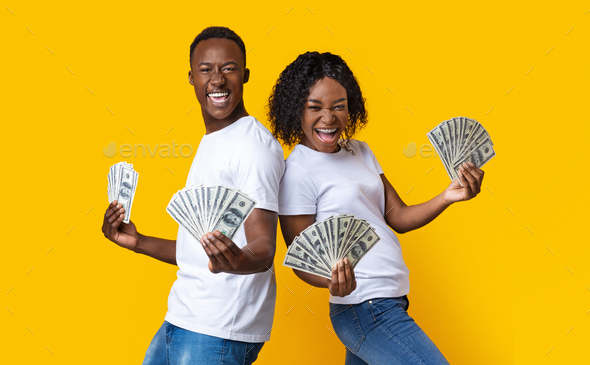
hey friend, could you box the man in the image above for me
[102,27,285,365]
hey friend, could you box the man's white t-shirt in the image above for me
[165,116,285,343]
[279,139,410,305]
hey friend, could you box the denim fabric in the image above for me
[330,297,449,365]
[142,322,264,365]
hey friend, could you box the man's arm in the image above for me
[200,208,277,274]
[102,201,177,265]
[382,162,484,234]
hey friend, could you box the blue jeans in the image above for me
[329,297,449,365]
[142,321,264,365]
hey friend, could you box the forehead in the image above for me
[192,38,244,67]
[308,77,347,100]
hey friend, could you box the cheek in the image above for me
[301,113,315,133]
[337,112,349,129]
[192,78,207,94]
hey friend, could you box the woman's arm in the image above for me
[279,215,356,297]
[382,161,484,234]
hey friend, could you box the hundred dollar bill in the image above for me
[341,220,370,258]
[283,256,331,279]
[286,238,330,271]
[335,215,353,261]
[117,168,137,223]
[327,217,338,262]
[459,128,490,164]
[166,200,201,240]
[301,226,332,269]
[453,139,495,177]
[284,215,382,273]
[314,220,334,264]
[178,189,204,237]
[447,119,456,160]
[205,186,217,230]
[456,124,486,163]
[210,187,233,231]
[344,227,380,268]
[456,117,476,157]
[452,118,461,155]
[212,191,256,240]
[427,128,456,180]
[296,235,331,271]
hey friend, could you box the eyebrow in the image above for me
[198,61,239,67]
[307,97,347,104]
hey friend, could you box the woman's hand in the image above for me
[328,258,357,297]
[102,200,140,251]
[442,162,485,203]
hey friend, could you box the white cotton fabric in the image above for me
[279,139,410,304]
[165,116,285,342]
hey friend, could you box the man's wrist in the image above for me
[133,233,145,254]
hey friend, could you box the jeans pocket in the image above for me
[330,305,365,352]
[164,321,175,345]
[371,296,409,317]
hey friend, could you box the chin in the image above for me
[207,107,233,120]
[316,140,340,153]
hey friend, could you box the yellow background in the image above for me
[2,0,589,364]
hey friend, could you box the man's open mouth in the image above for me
[207,91,230,103]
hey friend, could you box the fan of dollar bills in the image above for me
[107,161,139,224]
[426,117,495,181]
[166,185,257,241]
[283,215,380,279]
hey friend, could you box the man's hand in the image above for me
[102,200,140,251]
[328,258,357,297]
[442,162,485,203]
[201,231,246,273]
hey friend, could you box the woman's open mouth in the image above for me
[315,127,339,143]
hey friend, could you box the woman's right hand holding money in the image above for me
[328,257,357,297]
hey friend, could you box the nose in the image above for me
[209,69,226,86]
[320,107,336,123]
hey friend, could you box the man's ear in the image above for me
[188,70,194,86]
[243,68,250,84]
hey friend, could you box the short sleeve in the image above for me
[360,141,384,174]
[279,162,318,215]
[229,137,285,212]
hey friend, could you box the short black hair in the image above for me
[189,26,246,67]
[267,52,368,147]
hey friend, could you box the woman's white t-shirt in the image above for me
[279,139,410,304]
[165,116,285,342]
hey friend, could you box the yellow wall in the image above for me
[2,1,589,364]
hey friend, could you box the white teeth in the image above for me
[316,128,337,133]
[208,92,229,98]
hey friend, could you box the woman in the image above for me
[268,52,484,365]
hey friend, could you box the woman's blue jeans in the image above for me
[330,297,449,365]
[142,321,264,365]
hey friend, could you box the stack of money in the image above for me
[426,117,495,181]
[283,215,380,279]
[107,161,139,224]
[166,185,257,241]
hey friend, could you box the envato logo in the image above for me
[403,142,438,158]
[103,141,194,158]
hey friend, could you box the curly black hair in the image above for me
[189,26,246,68]
[267,52,368,147]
